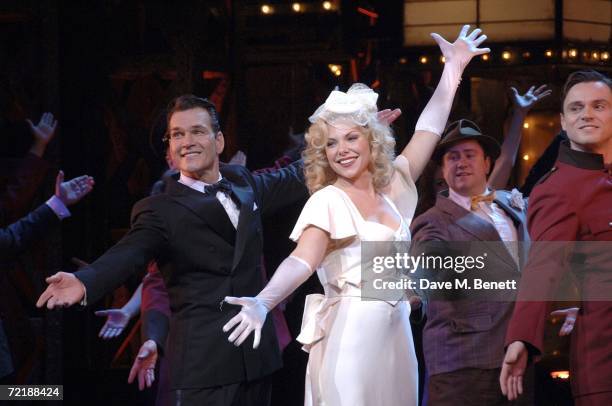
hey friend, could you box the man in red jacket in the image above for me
[501,70,612,405]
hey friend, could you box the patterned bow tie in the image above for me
[205,178,232,196]
[470,191,496,210]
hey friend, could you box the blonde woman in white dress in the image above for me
[223,25,489,406]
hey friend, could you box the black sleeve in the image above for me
[251,160,309,216]
[141,309,170,355]
[0,203,59,262]
[520,132,566,196]
[76,199,169,305]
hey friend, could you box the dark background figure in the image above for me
[519,131,568,196]
[0,171,94,261]
[0,168,94,384]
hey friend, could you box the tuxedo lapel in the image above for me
[220,167,257,270]
[231,183,256,269]
[166,176,236,245]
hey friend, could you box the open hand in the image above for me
[551,307,579,336]
[95,308,131,339]
[55,171,95,206]
[377,109,402,126]
[500,341,528,401]
[128,340,158,391]
[36,272,86,309]
[27,112,58,145]
[222,296,268,349]
[431,25,490,71]
[511,85,552,113]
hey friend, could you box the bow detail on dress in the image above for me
[296,294,342,352]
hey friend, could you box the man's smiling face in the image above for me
[441,140,490,197]
[168,107,224,182]
[561,81,612,155]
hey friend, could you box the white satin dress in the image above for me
[289,156,419,406]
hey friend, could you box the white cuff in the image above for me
[46,195,71,220]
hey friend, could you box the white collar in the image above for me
[178,172,222,192]
[448,187,491,211]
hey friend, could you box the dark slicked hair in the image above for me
[561,70,612,107]
[165,95,221,139]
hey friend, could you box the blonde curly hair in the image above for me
[302,118,396,194]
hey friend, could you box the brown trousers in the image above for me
[428,367,534,406]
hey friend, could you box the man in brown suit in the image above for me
[411,119,532,405]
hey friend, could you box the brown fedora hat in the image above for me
[432,119,501,163]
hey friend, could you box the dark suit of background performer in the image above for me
[0,170,93,380]
[501,71,612,406]
[0,112,57,226]
[411,119,533,406]
[1,171,94,262]
[36,95,308,406]
[0,111,94,383]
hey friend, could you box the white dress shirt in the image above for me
[179,173,240,229]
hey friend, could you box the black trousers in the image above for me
[169,376,272,406]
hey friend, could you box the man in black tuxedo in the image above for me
[36,95,308,406]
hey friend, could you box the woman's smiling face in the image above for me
[324,123,371,182]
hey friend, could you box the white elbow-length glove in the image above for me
[415,25,490,136]
[223,256,313,348]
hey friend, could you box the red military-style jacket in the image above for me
[506,141,612,397]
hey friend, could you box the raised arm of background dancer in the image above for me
[27,112,58,158]
[1,113,60,224]
[1,171,94,261]
[488,85,551,189]
[400,25,489,181]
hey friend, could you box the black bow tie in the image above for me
[205,178,233,196]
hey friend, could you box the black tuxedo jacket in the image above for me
[76,162,307,389]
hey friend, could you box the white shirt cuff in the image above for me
[46,195,71,220]
[80,287,88,306]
